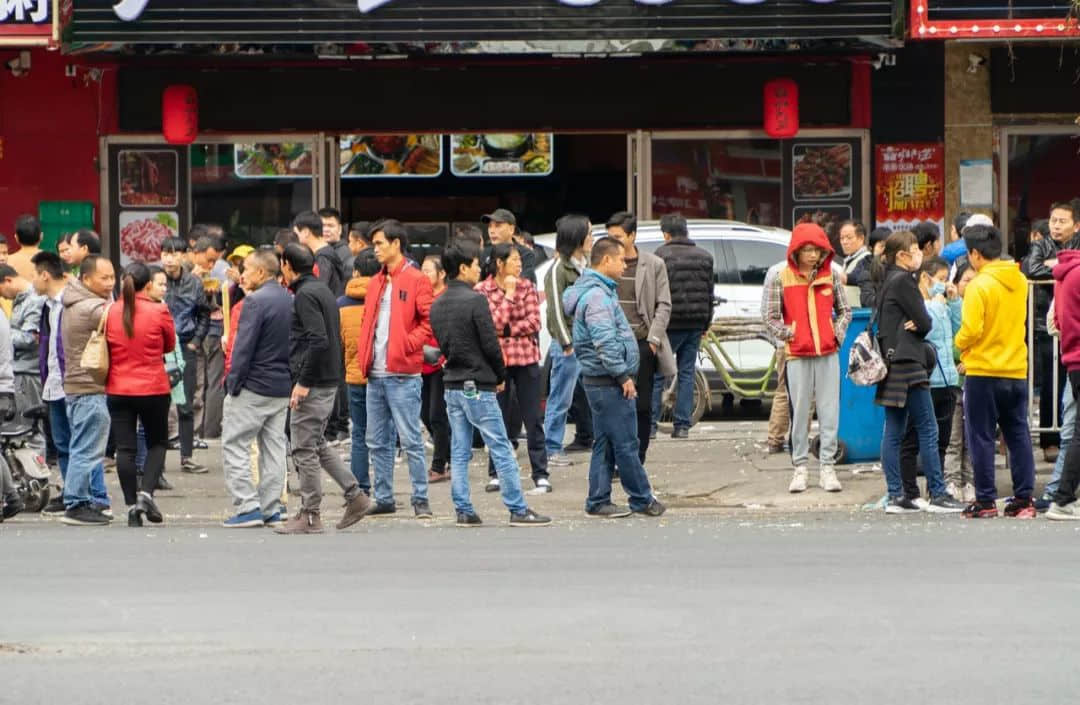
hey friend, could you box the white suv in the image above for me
[534,219,790,413]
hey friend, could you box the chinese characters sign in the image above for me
[0,0,56,45]
[875,143,944,232]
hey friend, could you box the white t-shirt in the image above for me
[372,283,393,376]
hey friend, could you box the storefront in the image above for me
[67,0,895,259]
[911,0,1080,254]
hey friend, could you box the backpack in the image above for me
[847,307,887,386]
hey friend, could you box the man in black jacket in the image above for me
[294,211,345,297]
[275,244,370,535]
[430,243,550,527]
[220,249,294,528]
[654,213,714,438]
[161,236,209,475]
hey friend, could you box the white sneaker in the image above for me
[818,466,842,492]
[945,482,961,501]
[788,467,808,493]
[962,483,976,503]
[911,497,930,511]
[485,477,500,493]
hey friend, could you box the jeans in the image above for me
[487,363,547,481]
[965,376,1036,502]
[291,385,359,514]
[63,394,111,510]
[900,386,957,498]
[543,348,580,455]
[107,393,170,506]
[881,386,947,500]
[223,388,289,517]
[421,370,450,471]
[665,329,703,430]
[583,383,655,513]
[1046,381,1075,498]
[445,389,527,516]
[347,384,370,492]
[650,372,666,434]
[367,375,428,507]
[1053,372,1080,505]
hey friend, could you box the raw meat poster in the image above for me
[107,145,190,267]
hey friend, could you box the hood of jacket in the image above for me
[62,277,102,309]
[345,275,369,301]
[563,269,614,319]
[786,223,835,274]
[1054,249,1080,283]
[979,259,1025,292]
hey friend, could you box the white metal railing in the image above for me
[1027,279,1061,434]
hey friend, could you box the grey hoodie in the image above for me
[10,285,45,374]
[61,279,108,396]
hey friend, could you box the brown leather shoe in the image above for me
[274,510,324,535]
[428,469,450,484]
[335,493,372,530]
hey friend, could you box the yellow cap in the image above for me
[227,244,255,263]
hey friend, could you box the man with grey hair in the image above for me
[220,249,295,527]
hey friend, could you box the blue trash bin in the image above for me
[836,308,885,463]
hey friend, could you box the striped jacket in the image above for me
[544,254,585,350]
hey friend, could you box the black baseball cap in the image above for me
[481,208,517,226]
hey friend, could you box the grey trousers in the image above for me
[199,335,225,439]
[291,385,359,514]
[222,389,289,517]
[786,353,840,467]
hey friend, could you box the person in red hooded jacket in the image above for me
[763,223,852,495]
[1047,249,1080,519]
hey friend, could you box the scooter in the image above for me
[2,404,51,514]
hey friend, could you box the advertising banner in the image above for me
[874,142,945,233]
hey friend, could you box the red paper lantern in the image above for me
[162,85,198,145]
[763,78,799,138]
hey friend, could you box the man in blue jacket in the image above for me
[563,238,665,519]
[220,249,294,528]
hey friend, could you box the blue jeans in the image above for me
[49,398,108,507]
[665,329,702,430]
[445,389,527,516]
[543,349,580,456]
[650,372,666,433]
[348,384,370,492]
[1046,381,1075,498]
[583,384,655,512]
[366,376,427,507]
[881,386,947,499]
[62,394,111,509]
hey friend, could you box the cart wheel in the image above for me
[660,372,709,426]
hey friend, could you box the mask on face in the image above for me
[929,281,946,298]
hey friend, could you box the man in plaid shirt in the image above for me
[475,242,550,494]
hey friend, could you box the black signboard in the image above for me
[71,0,895,44]
[780,137,863,231]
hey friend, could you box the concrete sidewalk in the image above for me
[12,417,1057,528]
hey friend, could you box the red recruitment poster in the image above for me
[874,143,945,234]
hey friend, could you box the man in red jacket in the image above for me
[1047,249,1080,519]
[357,219,436,518]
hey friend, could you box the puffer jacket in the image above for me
[925,299,959,388]
[165,268,209,345]
[563,269,639,384]
[10,285,45,374]
[655,237,714,331]
[338,275,371,386]
[61,278,109,396]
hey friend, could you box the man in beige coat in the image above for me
[605,212,675,463]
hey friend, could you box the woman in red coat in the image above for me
[106,261,176,527]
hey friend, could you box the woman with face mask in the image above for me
[875,231,966,515]
[895,256,963,504]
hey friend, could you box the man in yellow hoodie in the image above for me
[954,223,1036,518]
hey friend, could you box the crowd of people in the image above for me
[3,198,1080,528]
[765,202,1080,519]
[0,207,723,530]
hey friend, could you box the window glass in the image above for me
[730,239,786,285]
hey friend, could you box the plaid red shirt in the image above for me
[474,277,541,367]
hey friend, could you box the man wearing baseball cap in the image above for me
[482,209,536,284]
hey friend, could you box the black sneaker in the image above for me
[1004,496,1037,519]
[586,503,632,518]
[1034,496,1053,513]
[634,499,666,517]
[193,438,209,450]
[41,496,66,516]
[413,501,434,519]
[926,495,966,514]
[671,428,689,439]
[367,502,396,516]
[60,504,109,526]
[564,440,592,453]
[456,511,482,527]
[509,509,551,526]
[156,474,174,491]
[885,496,922,514]
[128,507,144,527]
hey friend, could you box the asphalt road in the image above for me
[2,512,1076,704]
